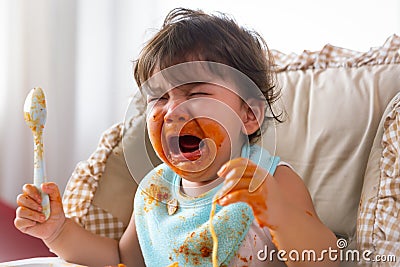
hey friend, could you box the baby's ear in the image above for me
[241,98,265,135]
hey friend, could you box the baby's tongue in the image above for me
[179,135,201,152]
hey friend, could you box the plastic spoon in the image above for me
[23,87,50,220]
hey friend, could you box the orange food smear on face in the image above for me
[149,122,166,161]
[155,117,227,177]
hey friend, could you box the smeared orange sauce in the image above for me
[53,191,62,203]
[33,134,44,161]
[237,254,249,263]
[157,168,164,176]
[34,88,46,108]
[209,200,218,267]
[152,117,226,177]
[198,119,225,148]
[305,210,313,217]
[24,108,44,161]
[172,228,213,266]
[142,182,170,212]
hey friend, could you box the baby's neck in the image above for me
[180,177,224,197]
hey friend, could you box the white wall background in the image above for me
[0,0,399,206]
[158,0,400,53]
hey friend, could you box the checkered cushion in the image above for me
[272,34,400,71]
[358,93,400,263]
[63,123,126,239]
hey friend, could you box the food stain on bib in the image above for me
[172,229,213,266]
[142,182,170,213]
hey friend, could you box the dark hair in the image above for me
[134,8,282,143]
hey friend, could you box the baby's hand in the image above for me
[15,182,66,243]
[216,158,284,229]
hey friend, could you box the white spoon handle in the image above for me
[33,133,50,220]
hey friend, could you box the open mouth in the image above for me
[168,135,204,161]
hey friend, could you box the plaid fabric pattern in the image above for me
[63,123,124,240]
[358,95,400,266]
[83,204,124,239]
[272,34,400,71]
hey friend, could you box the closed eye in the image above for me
[147,95,168,104]
[189,92,211,97]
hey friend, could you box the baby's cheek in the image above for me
[147,116,167,161]
[198,119,226,148]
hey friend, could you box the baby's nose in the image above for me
[164,110,190,123]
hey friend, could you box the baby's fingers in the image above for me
[21,184,42,204]
[217,189,252,206]
[16,193,42,212]
[218,158,254,178]
[14,216,38,233]
[15,206,46,224]
[215,174,247,201]
[41,182,64,215]
[218,189,269,226]
[41,182,60,199]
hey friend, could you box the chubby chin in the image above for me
[167,162,222,183]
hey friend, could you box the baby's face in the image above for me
[146,82,249,183]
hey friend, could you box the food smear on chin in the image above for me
[166,119,226,175]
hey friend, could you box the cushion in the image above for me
[358,92,400,260]
[63,123,129,239]
[263,34,400,241]
[63,96,160,240]
[63,35,400,248]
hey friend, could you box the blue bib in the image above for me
[134,144,280,266]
